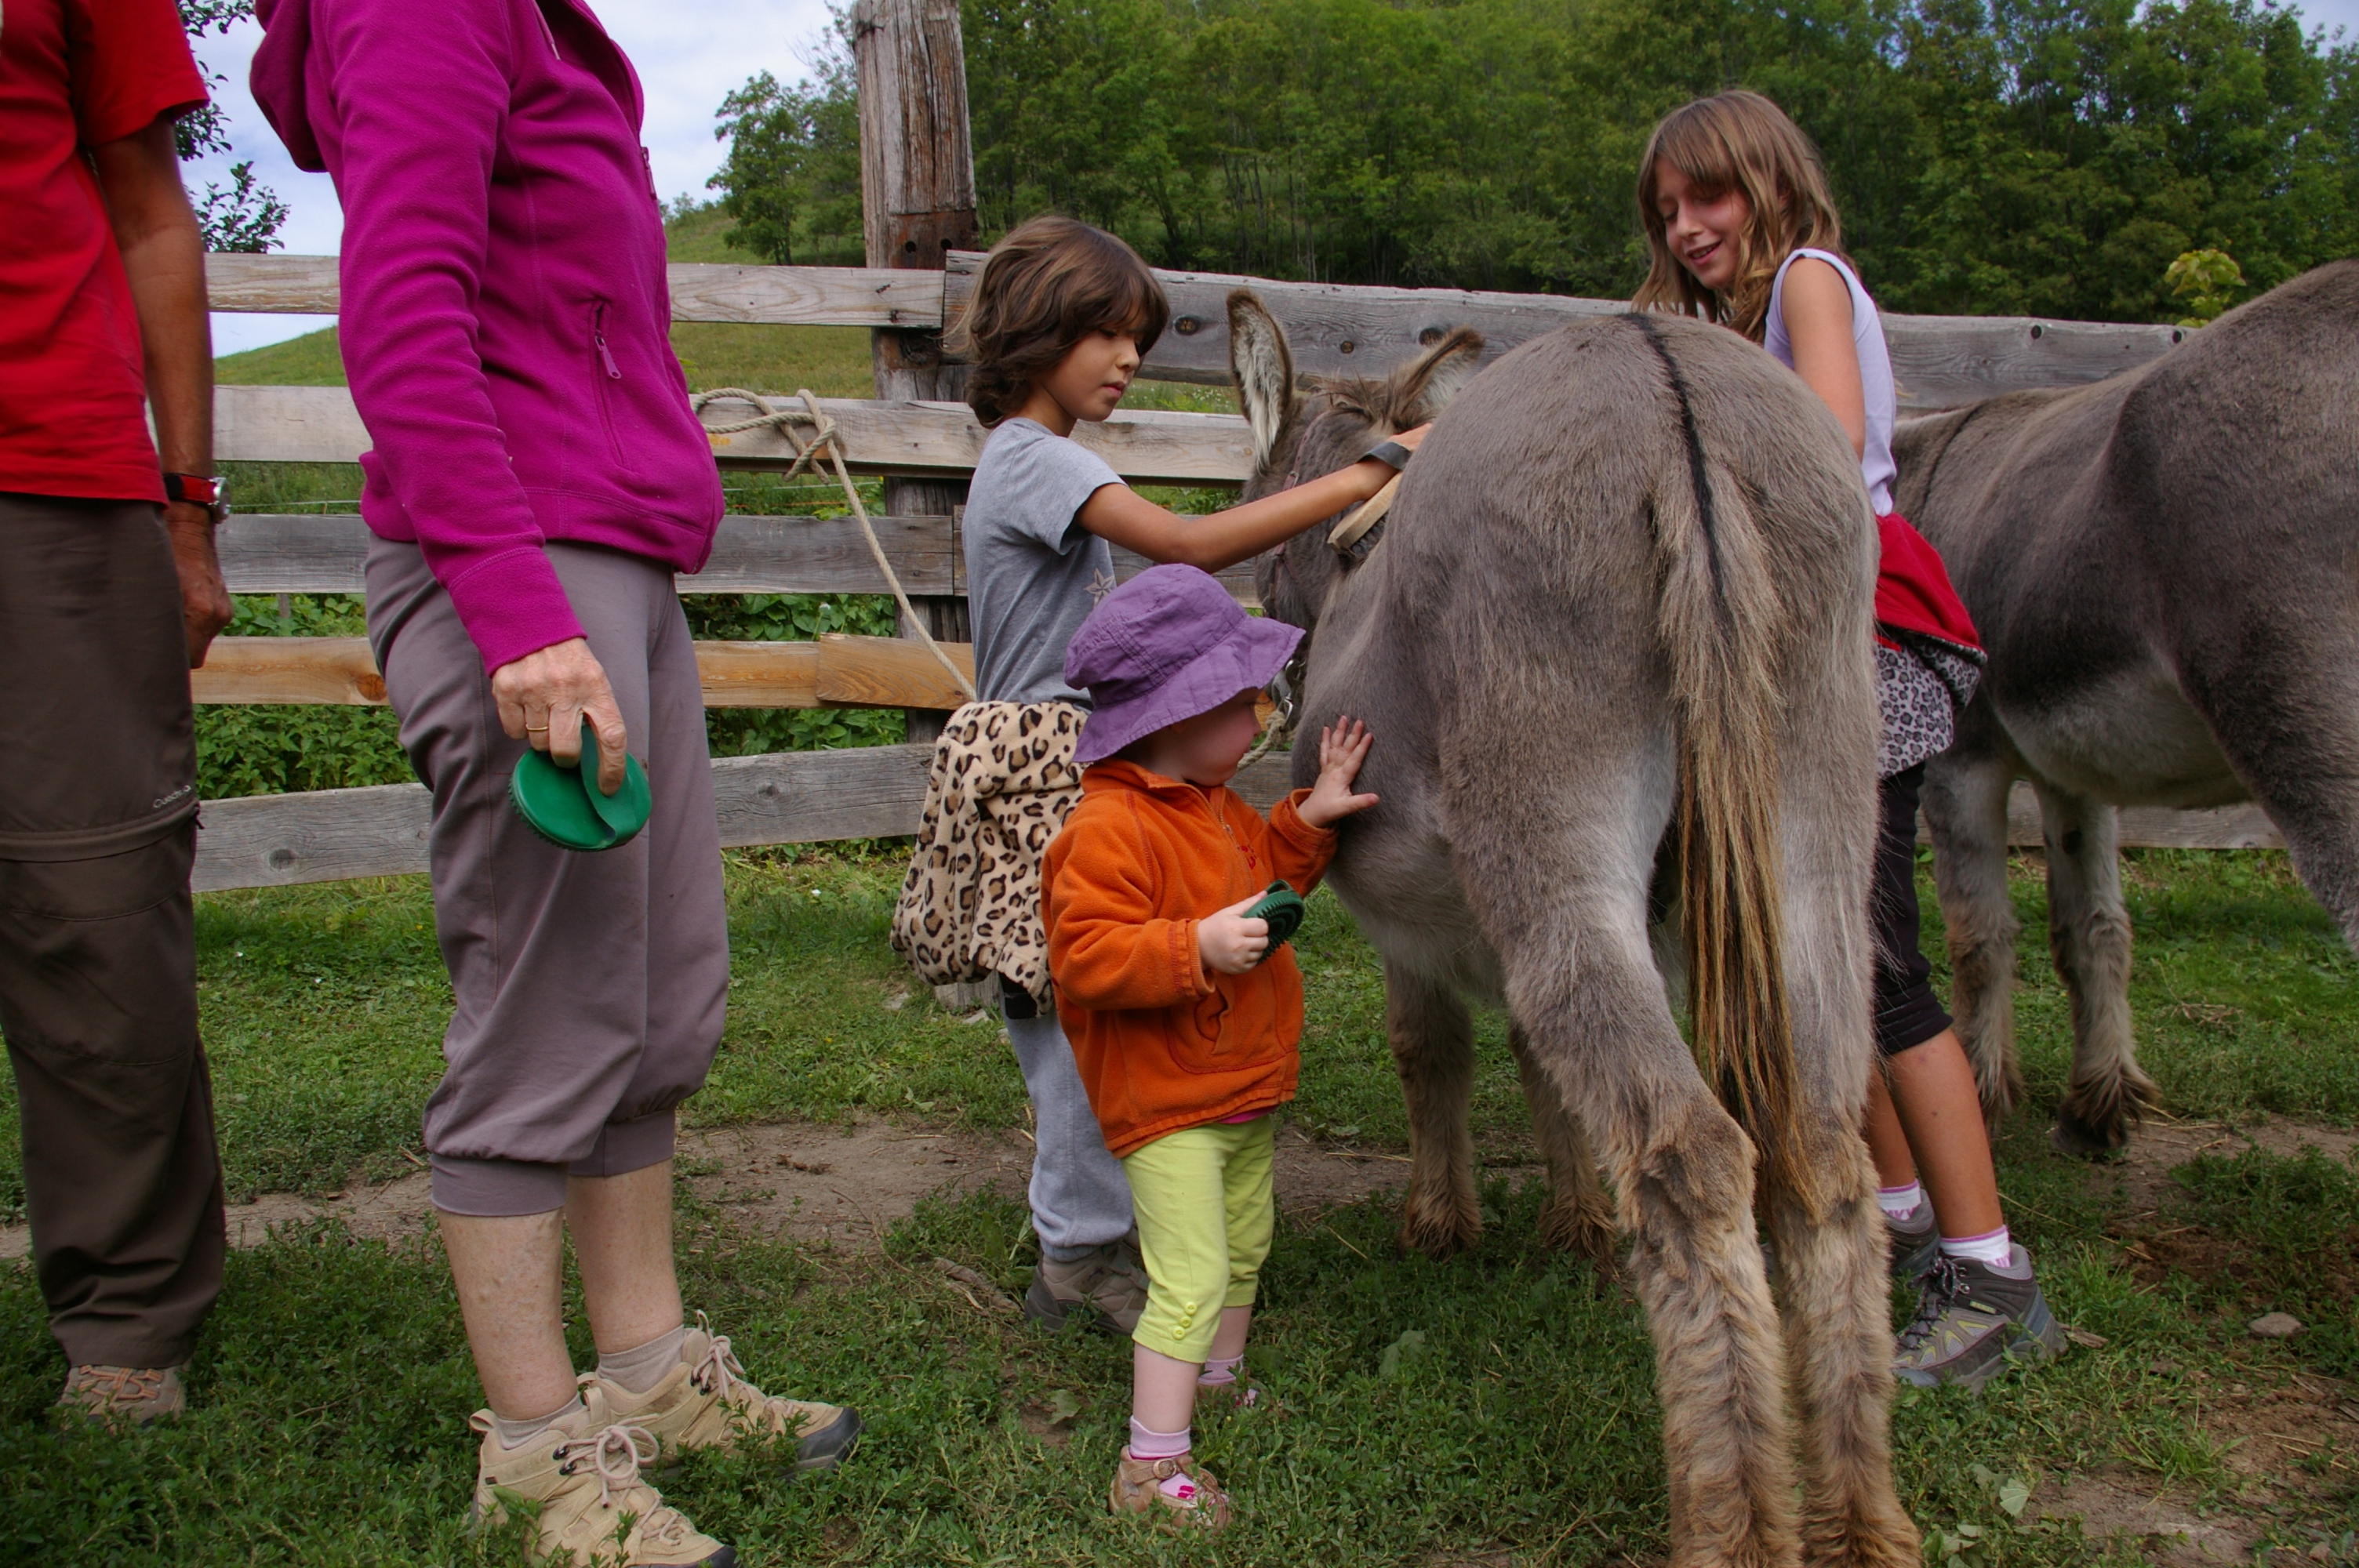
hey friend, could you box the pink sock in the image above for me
[1126,1418,1198,1501]
[1198,1354,1242,1387]
[1939,1225,2012,1266]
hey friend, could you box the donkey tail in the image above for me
[1629,314,1823,1220]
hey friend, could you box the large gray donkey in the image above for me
[1238,292,1917,1568]
[1891,259,2359,1157]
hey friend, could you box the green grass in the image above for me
[2,848,2356,1560]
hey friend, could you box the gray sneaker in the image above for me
[1894,1246,2065,1392]
[1885,1201,1939,1283]
[1025,1240,1150,1335]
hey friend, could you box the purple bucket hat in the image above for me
[1065,564,1303,766]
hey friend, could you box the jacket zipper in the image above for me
[593,303,621,379]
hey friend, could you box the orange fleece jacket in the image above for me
[1044,759,1338,1158]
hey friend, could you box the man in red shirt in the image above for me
[0,0,235,1427]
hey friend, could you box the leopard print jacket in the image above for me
[890,701,1085,1003]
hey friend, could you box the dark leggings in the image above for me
[1873,763,1954,1057]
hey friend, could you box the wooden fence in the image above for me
[189,0,2281,893]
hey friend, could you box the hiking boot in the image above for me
[1885,1201,1939,1283]
[589,1312,861,1475]
[1110,1449,1232,1530]
[469,1388,733,1566]
[1893,1247,2065,1392]
[1024,1240,1150,1335]
[56,1364,186,1429]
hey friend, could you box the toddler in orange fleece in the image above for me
[1044,564,1380,1528]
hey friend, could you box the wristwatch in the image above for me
[1362,438,1414,470]
[162,473,230,523]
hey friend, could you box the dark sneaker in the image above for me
[1894,1246,2065,1392]
[1885,1201,1939,1283]
[1025,1240,1150,1335]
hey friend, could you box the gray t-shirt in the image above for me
[963,418,1123,706]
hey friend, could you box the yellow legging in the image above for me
[1119,1116,1276,1363]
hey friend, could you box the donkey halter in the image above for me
[1275,402,1400,563]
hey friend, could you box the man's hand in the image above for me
[1198,894,1272,975]
[164,502,233,666]
[491,638,629,795]
[1297,716,1379,829]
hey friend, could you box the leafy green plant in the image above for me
[2165,248,2246,327]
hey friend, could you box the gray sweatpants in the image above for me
[367,539,729,1217]
[1005,1003,1133,1259]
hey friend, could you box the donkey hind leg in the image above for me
[1764,848,1918,1566]
[1920,748,2025,1127]
[1520,949,1799,1568]
[2032,785,2154,1156]
[1386,963,1483,1259]
[1507,1021,1619,1273]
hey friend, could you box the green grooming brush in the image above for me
[508,717,651,851]
[1245,880,1307,962]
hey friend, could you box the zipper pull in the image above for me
[592,305,620,379]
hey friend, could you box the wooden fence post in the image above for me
[852,0,976,748]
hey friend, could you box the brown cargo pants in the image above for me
[0,493,224,1370]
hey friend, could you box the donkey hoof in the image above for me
[1536,1203,1620,1276]
[2048,1107,2130,1160]
[1398,1207,1481,1261]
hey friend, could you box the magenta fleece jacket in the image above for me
[251,0,724,673]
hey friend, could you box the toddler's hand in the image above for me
[1198,894,1270,975]
[1298,716,1379,829]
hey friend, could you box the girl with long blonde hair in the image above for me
[1635,90,2065,1393]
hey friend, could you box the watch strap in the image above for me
[162,473,224,507]
[1363,439,1413,471]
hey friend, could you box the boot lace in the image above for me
[1896,1256,1970,1354]
[556,1421,661,1510]
[65,1366,166,1410]
[687,1310,752,1406]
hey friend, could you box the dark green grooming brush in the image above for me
[1245,879,1307,962]
[509,717,652,851]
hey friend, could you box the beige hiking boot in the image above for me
[1110,1448,1232,1530]
[56,1365,186,1429]
[469,1388,733,1566]
[588,1312,861,1474]
[1024,1240,1150,1335]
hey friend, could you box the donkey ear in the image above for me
[1227,289,1297,470]
[1390,326,1487,426]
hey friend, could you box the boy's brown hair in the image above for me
[1632,90,1848,343]
[950,216,1169,426]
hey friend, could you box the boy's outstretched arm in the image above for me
[1078,428,1428,573]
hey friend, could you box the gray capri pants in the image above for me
[367,538,730,1217]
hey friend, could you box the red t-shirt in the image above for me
[0,0,207,502]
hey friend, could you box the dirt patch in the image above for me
[2103,1115,2359,1215]
[2035,1468,2266,1565]
[0,1118,1426,1261]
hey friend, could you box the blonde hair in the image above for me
[1632,91,1848,342]
[947,216,1169,426]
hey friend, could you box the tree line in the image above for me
[712,0,2357,323]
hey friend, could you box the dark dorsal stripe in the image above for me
[1625,313,1722,607]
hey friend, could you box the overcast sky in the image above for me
[195,0,2357,356]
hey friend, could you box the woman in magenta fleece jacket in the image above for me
[253,1,855,1552]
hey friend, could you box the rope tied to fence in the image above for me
[691,388,976,704]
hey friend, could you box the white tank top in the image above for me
[1762,248,1896,514]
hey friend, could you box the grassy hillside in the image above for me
[216,206,874,397]
[213,204,1233,411]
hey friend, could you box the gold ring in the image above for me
[525,723,549,733]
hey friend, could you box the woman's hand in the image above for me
[491,637,630,795]
[1198,895,1272,975]
[1297,717,1379,829]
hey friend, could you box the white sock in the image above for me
[1876,1181,1925,1219]
[494,1394,583,1449]
[1939,1225,2012,1266]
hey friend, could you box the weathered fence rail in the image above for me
[207,252,2190,412]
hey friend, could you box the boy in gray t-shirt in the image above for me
[947,216,1422,1343]
[964,418,1121,707]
